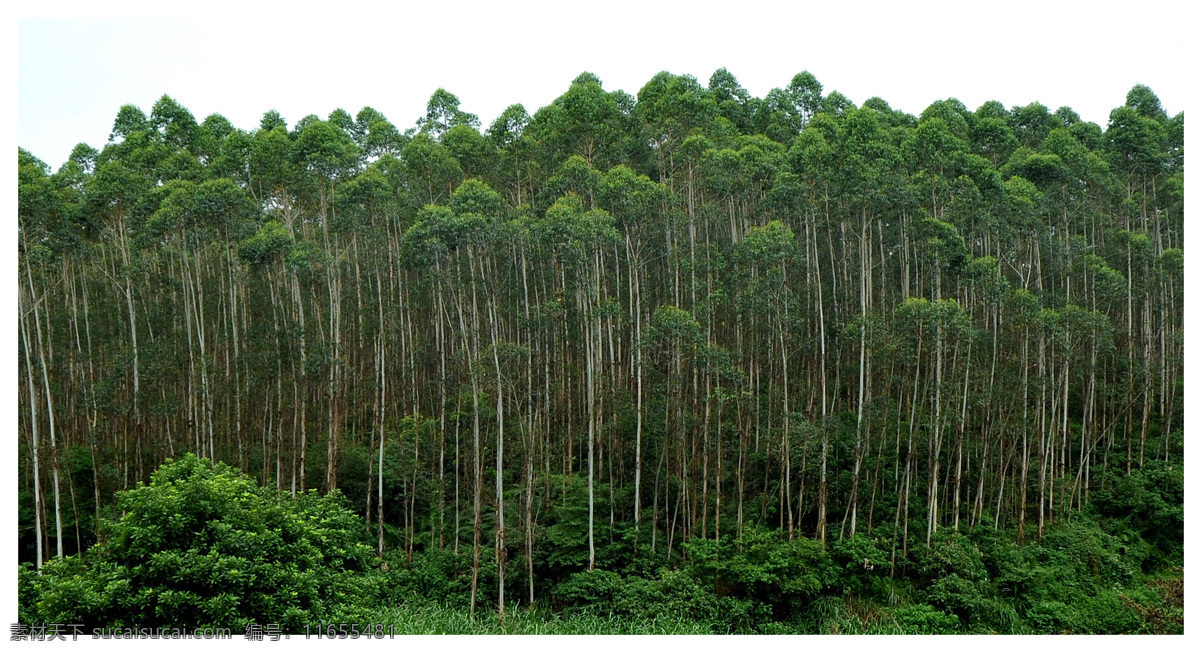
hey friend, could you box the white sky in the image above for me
[4,1,1198,646]
[14,1,1192,169]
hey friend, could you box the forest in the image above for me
[17,69,1183,634]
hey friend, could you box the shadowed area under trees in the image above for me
[17,75,1182,633]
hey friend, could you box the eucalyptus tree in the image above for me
[1011,102,1062,149]
[528,194,618,567]
[730,221,800,537]
[487,104,533,207]
[193,178,259,461]
[447,178,511,619]
[109,104,150,143]
[529,73,627,171]
[708,67,756,134]
[636,71,718,189]
[399,194,494,613]
[401,133,463,208]
[834,105,903,537]
[84,155,154,463]
[292,116,360,492]
[788,71,824,130]
[149,95,200,152]
[237,217,295,487]
[788,120,841,540]
[18,149,73,563]
[1105,90,1172,470]
[417,88,480,139]
[444,124,499,186]
[541,155,602,209]
[910,215,970,545]
[597,164,665,532]
[972,108,1020,167]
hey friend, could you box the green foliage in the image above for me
[1071,589,1141,634]
[238,220,293,267]
[555,568,725,631]
[534,474,601,580]
[1035,518,1140,589]
[915,530,987,582]
[686,525,836,621]
[19,454,374,631]
[888,603,960,634]
[554,567,624,607]
[922,574,1005,629]
[1089,461,1183,566]
[418,88,480,138]
[1024,599,1072,633]
[828,534,888,595]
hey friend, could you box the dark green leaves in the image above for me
[239,220,294,267]
[292,118,359,180]
[21,455,373,630]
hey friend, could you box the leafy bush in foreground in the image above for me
[19,454,375,631]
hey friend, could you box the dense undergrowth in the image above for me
[18,455,1182,635]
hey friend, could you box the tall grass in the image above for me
[366,603,712,635]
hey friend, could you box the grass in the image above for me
[363,602,712,635]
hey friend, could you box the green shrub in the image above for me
[1024,600,1071,633]
[916,530,987,582]
[923,573,1009,630]
[1090,462,1184,568]
[555,568,722,630]
[19,454,375,631]
[635,569,721,626]
[1035,518,1138,591]
[687,525,835,607]
[889,603,960,634]
[1069,589,1140,634]
[555,568,624,609]
[397,547,478,607]
[829,534,889,596]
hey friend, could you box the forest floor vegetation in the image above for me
[18,455,1183,635]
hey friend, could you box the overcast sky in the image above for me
[15,1,1191,169]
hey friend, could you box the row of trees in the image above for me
[18,70,1182,621]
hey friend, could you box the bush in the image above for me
[19,454,375,631]
[1035,518,1138,591]
[889,603,960,634]
[685,525,836,623]
[915,530,987,582]
[555,568,624,609]
[829,534,889,596]
[367,547,486,609]
[555,568,722,630]
[1069,589,1140,634]
[923,573,1007,629]
[1090,462,1184,568]
[1024,600,1071,633]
